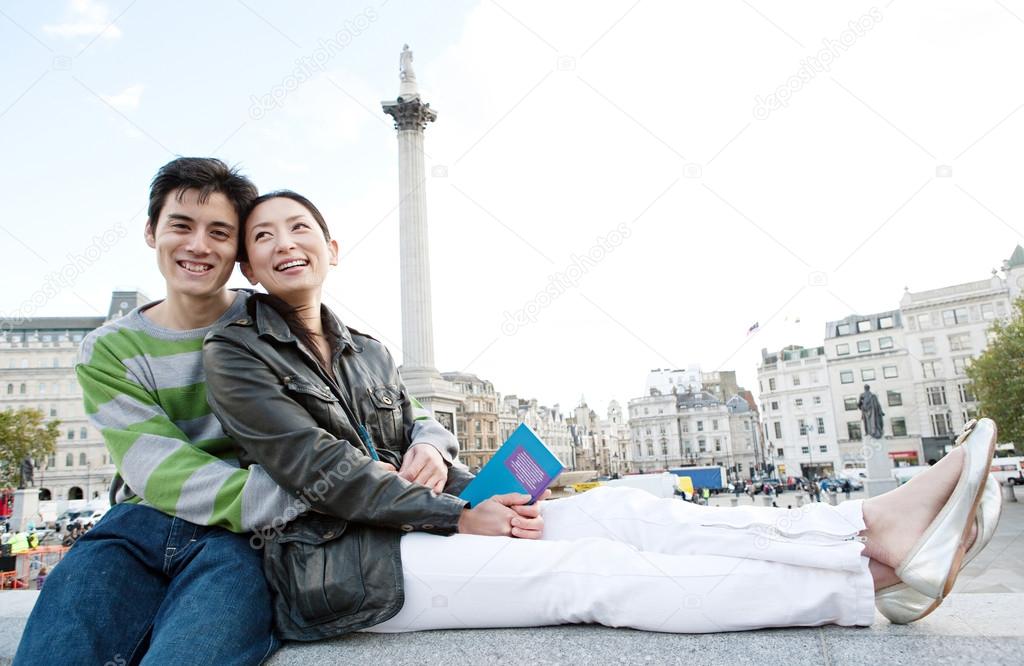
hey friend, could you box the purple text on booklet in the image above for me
[503,445,553,499]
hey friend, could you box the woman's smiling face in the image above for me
[241,196,338,302]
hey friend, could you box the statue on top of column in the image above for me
[400,44,416,83]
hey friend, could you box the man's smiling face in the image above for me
[145,188,239,299]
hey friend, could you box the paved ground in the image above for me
[3,490,1022,665]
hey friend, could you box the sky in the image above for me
[2,0,1023,416]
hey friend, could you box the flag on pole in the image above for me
[747,322,760,335]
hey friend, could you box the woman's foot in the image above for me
[860,447,971,570]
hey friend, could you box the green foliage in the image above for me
[0,408,60,488]
[966,297,1024,452]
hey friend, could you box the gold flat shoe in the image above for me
[876,472,1001,624]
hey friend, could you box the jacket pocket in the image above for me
[365,384,403,452]
[269,518,367,626]
[284,376,343,432]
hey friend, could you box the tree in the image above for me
[0,408,60,488]
[967,297,1024,452]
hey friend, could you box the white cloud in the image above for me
[101,84,143,112]
[43,0,123,40]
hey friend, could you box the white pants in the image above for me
[365,486,875,633]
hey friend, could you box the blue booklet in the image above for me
[459,423,565,507]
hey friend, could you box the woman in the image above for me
[203,191,1000,640]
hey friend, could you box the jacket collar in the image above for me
[252,297,361,353]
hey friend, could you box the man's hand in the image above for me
[374,461,397,473]
[399,443,448,493]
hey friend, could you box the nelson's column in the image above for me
[382,44,462,435]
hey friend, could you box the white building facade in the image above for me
[757,345,840,479]
[823,310,922,468]
[1,291,148,505]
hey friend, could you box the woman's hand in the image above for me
[399,443,448,493]
[457,490,551,539]
[374,461,397,473]
[509,489,551,539]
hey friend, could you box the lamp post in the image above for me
[799,424,815,479]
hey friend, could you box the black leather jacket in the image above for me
[203,297,473,639]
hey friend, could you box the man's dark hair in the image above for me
[147,157,259,234]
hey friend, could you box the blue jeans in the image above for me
[14,503,279,666]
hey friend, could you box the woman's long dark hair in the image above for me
[242,190,334,368]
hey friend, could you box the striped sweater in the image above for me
[79,290,458,533]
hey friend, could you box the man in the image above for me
[15,158,457,665]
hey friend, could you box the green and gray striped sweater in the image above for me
[78,290,458,533]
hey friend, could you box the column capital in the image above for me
[382,97,437,132]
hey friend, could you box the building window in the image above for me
[65,454,73,467]
[948,333,971,352]
[67,429,74,440]
[79,453,87,466]
[801,446,810,455]
[926,386,947,406]
[837,323,851,336]
[887,390,902,406]
[916,313,932,329]
[931,413,952,436]
[49,405,57,417]
[848,422,863,441]
[80,427,87,439]
[661,440,668,456]
[712,419,719,430]
[882,365,898,379]
[714,439,721,452]
[921,361,942,379]
[697,420,704,431]
[488,437,496,448]
[474,421,481,433]
[958,383,976,403]
[794,398,803,408]
[48,454,56,468]
[857,320,872,332]
[921,338,936,355]
[942,307,968,326]
[879,316,894,329]
[647,441,654,457]
[777,448,785,457]
[5,384,11,395]
[892,417,907,437]
[698,438,706,453]
[861,368,876,381]
[879,336,894,350]
[819,445,828,454]
[816,417,825,434]
[844,397,859,411]
[39,383,46,395]
[792,375,801,386]
[953,357,970,375]
[474,437,482,449]
[813,396,822,405]
[798,418,806,434]
[773,422,782,438]
[840,370,854,384]
[681,422,689,433]
[19,383,26,394]
[980,303,995,320]
[770,401,779,410]
[857,340,871,353]
[768,378,776,390]
[836,343,850,356]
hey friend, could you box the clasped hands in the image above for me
[376,443,549,539]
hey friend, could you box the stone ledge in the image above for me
[3,592,1023,665]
